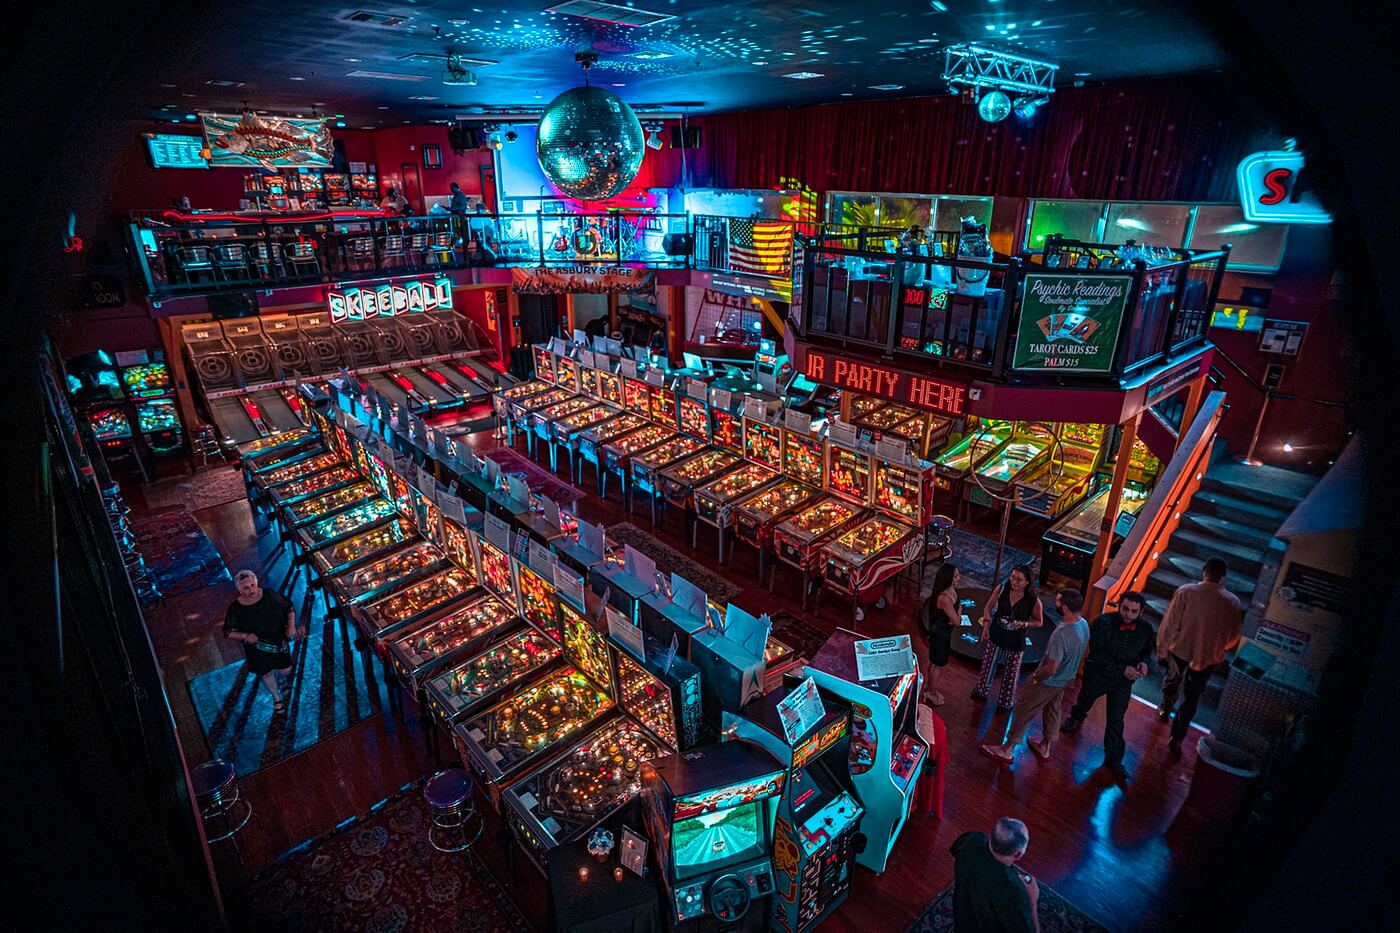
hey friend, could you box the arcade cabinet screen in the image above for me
[674,802,764,879]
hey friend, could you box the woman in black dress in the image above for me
[224,570,296,712]
[972,564,1044,711]
[919,562,961,706]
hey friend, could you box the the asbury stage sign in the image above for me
[1011,272,1132,373]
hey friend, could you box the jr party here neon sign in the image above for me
[327,276,453,323]
[1237,150,1332,224]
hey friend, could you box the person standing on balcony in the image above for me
[448,181,470,213]
[972,565,1044,712]
[1060,591,1155,782]
[1156,557,1243,757]
[379,187,408,214]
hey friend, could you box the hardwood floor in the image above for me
[127,438,1235,932]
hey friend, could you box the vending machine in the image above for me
[729,683,864,933]
[642,740,786,929]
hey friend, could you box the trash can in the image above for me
[1183,736,1262,823]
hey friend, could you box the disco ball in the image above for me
[977,90,1012,123]
[536,86,645,200]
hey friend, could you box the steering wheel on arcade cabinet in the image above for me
[708,874,752,923]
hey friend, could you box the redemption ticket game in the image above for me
[642,739,786,930]
[806,628,926,873]
[729,684,864,933]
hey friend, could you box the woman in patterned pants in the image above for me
[972,565,1044,711]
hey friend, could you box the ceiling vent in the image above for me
[345,69,429,81]
[339,10,409,28]
[205,79,245,88]
[544,1,676,28]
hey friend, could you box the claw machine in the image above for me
[805,627,926,873]
[641,739,786,930]
[729,684,863,933]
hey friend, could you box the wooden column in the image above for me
[1086,411,1141,618]
[607,292,620,339]
[1175,372,1209,451]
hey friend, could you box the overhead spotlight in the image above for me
[977,90,1012,122]
[504,129,518,143]
[1012,96,1045,119]
[646,130,663,150]
[491,135,503,151]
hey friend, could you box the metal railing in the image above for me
[126,209,693,296]
[793,235,1231,385]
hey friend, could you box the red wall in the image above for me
[368,127,495,211]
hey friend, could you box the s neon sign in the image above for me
[327,275,453,323]
[1236,150,1331,224]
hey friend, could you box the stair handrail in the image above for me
[1092,389,1228,611]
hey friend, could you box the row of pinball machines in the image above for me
[501,343,937,624]
[181,303,497,446]
[65,353,187,468]
[282,387,937,932]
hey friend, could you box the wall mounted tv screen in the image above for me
[146,134,209,169]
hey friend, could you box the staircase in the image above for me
[1134,457,1317,728]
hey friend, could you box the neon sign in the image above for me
[803,349,967,416]
[1237,150,1331,225]
[327,275,453,323]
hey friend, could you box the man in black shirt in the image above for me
[951,817,1039,933]
[1060,591,1156,782]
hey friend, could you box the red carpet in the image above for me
[236,781,532,932]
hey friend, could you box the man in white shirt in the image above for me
[379,187,408,214]
[1156,557,1243,756]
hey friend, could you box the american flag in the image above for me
[727,218,793,277]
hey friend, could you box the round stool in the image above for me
[927,514,955,564]
[191,759,252,845]
[424,768,481,853]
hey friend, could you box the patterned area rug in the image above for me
[187,618,388,777]
[486,447,585,506]
[770,611,832,663]
[131,510,231,595]
[606,522,742,604]
[182,464,250,511]
[907,882,1109,933]
[945,527,1037,591]
[236,782,532,933]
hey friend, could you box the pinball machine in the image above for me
[526,393,595,462]
[350,566,477,642]
[296,497,401,553]
[871,454,937,528]
[596,368,625,409]
[678,393,713,443]
[1015,422,1104,520]
[236,427,313,460]
[547,402,620,480]
[642,740,786,930]
[646,377,680,428]
[693,462,781,561]
[817,514,921,622]
[120,361,184,455]
[310,517,417,577]
[577,412,650,494]
[281,481,377,528]
[553,353,581,395]
[731,479,824,582]
[933,418,1013,499]
[770,498,866,610]
[657,449,742,540]
[87,407,136,458]
[532,345,557,385]
[966,421,1055,507]
[711,401,745,455]
[326,539,449,608]
[252,449,343,495]
[495,380,554,446]
[782,428,826,490]
[805,627,926,874]
[501,614,703,872]
[742,417,784,475]
[628,434,708,526]
[623,375,651,422]
[600,423,678,506]
[730,684,863,933]
[421,619,563,729]
[508,387,576,460]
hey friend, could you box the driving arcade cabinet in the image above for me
[643,740,786,930]
[728,682,864,933]
[804,628,926,873]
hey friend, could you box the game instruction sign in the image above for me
[854,635,917,681]
[776,676,826,744]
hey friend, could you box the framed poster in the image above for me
[1011,273,1132,373]
[422,143,442,169]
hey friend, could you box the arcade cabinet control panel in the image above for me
[673,858,774,922]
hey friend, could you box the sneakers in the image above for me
[1059,717,1083,733]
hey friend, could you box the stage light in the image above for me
[646,129,663,150]
[1012,97,1039,119]
[977,90,1011,122]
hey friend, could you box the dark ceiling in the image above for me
[135,0,1227,128]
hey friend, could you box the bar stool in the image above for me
[191,759,252,850]
[190,424,224,469]
[423,767,481,853]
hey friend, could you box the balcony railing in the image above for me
[793,236,1230,385]
[126,209,693,297]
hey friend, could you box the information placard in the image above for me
[606,605,646,662]
[854,635,917,681]
[776,676,826,744]
[553,564,586,610]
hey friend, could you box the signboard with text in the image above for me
[327,275,452,324]
[1011,273,1131,373]
[802,348,967,416]
[1237,150,1332,225]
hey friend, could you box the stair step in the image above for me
[1189,489,1291,533]
[1162,528,1266,576]
[1143,563,1256,602]
[1201,462,1318,513]
[1179,512,1277,548]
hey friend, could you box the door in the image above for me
[400,163,423,213]
[479,164,497,212]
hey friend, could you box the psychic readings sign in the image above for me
[327,275,452,323]
[1011,273,1132,373]
[511,265,656,295]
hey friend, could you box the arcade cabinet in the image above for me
[642,740,786,930]
[804,628,926,873]
[728,682,864,933]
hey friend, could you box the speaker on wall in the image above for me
[669,125,702,149]
[207,291,259,319]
